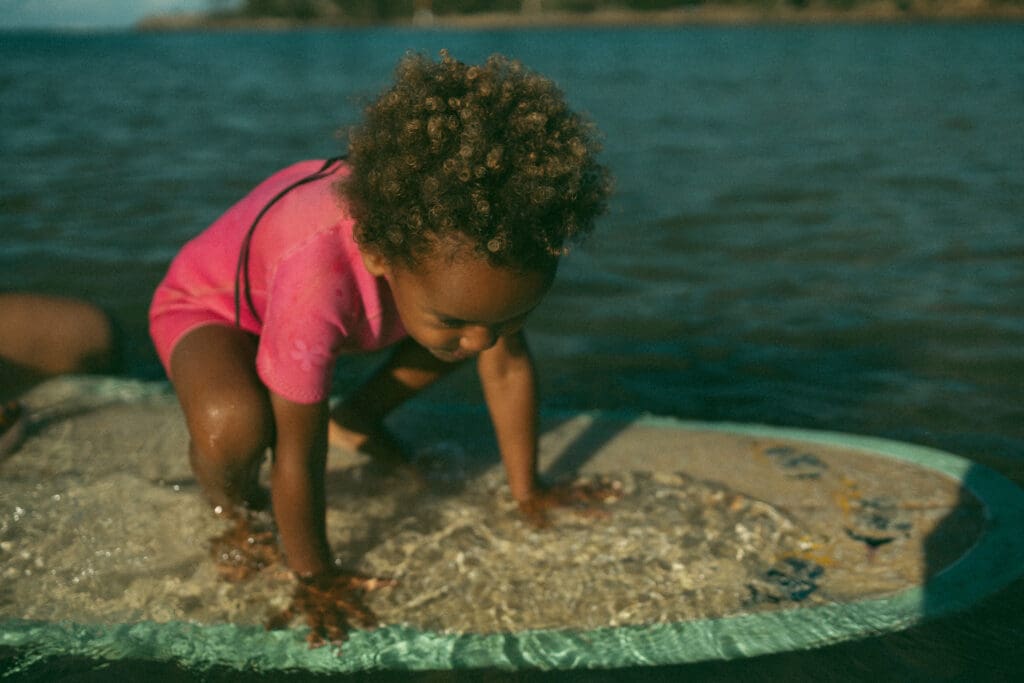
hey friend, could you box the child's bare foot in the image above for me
[328,403,411,468]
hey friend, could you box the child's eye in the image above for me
[438,318,464,329]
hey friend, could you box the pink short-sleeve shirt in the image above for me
[149,159,407,404]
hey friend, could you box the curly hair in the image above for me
[338,50,611,272]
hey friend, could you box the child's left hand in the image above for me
[267,570,396,649]
[517,476,623,529]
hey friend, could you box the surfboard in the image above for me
[2,376,1022,674]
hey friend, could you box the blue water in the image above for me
[1,23,1023,680]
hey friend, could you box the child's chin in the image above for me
[430,348,470,363]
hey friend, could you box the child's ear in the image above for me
[359,248,390,277]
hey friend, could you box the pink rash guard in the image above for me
[149,160,407,404]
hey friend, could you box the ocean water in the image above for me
[1,23,1022,680]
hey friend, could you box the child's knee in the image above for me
[189,394,272,464]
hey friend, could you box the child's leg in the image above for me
[329,337,463,461]
[170,324,274,513]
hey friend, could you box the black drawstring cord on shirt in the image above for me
[233,156,346,328]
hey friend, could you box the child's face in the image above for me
[362,245,555,363]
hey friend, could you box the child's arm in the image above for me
[478,331,623,527]
[267,393,333,576]
[477,329,541,504]
[266,392,393,647]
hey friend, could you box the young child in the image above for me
[149,50,612,646]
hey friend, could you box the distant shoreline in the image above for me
[137,3,1024,32]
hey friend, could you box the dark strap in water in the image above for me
[233,156,347,327]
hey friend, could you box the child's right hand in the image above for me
[267,570,396,649]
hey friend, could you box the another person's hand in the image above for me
[517,476,623,528]
[267,570,395,648]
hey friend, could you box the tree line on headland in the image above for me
[140,0,1024,29]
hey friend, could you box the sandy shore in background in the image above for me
[137,2,1024,32]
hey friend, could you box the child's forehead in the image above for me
[398,250,554,322]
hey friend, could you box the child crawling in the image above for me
[149,50,612,647]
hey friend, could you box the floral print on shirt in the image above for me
[289,338,330,372]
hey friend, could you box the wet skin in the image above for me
[172,241,618,648]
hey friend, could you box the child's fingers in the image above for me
[310,608,351,648]
[331,597,377,629]
[306,624,335,649]
[285,571,394,648]
[517,477,623,527]
[557,477,623,504]
[517,497,553,528]
[265,605,295,631]
[587,478,624,502]
[302,602,332,648]
[324,583,382,628]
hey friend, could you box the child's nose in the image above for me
[459,325,499,353]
